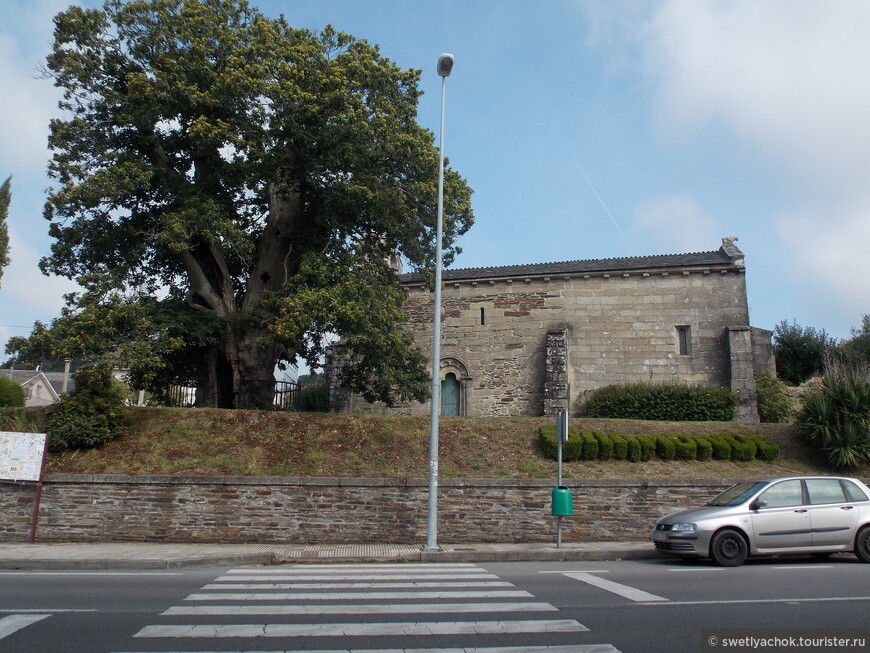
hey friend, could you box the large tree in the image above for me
[0,176,10,287]
[37,0,473,408]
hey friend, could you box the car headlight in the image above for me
[670,523,697,534]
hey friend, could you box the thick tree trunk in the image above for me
[195,324,279,410]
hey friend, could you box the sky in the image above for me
[2,0,870,358]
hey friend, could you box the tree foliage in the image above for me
[837,314,870,366]
[773,319,835,384]
[0,176,10,287]
[34,0,473,409]
[45,363,129,452]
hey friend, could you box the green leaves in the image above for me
[34,0,474,408]
[796,360,870,469]
[580,383,737,422]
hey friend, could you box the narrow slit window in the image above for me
[480,307,485,325]
[677,325,692,356]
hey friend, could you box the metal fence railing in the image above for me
[164,379,299,410]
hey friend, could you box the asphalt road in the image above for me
[1,556,869,652]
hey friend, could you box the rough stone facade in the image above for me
[3,474,754,544]
[332,237,772,421]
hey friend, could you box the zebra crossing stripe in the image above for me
[0,614,50,640]
[185,590,533,601]
[163,601,559,616]
[225,563,482,571]
[201,581,513,589]
[214,573,502,581]
[134,619,589,638]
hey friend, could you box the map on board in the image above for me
[0,432,48,482]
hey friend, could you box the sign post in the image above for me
[551,411,573,548]
[0,432,49,543]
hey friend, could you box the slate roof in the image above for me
[400,246,740,284]
[3,370,76,395]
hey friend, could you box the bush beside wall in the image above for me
[539,425,779,463]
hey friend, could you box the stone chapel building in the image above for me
[329,237,774,422]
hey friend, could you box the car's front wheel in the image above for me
[710,528,748,567]
[855,526,870,563]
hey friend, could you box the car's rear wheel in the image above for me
[855,526,870,563]
[710,528,748,567]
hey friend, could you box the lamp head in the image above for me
[437,53,454,77]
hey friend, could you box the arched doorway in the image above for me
[441,372,460,416]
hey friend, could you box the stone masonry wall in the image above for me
[2,475,749,544]
[393,268,750,417]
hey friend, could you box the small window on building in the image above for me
[480,307,485,325]
[677,325,692,356]
[34,384,42,397]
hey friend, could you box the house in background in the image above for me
[329,237,775,422]
[3,369,76,407]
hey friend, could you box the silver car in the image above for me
[652,476,870,566]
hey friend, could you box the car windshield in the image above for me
[707,481,768,507]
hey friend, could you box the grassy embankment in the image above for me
[38,407,868,479]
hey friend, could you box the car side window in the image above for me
[842,480,869,502]
[805,479,847,505]
[757,480,803,508]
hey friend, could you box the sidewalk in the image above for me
[0,541,657,570]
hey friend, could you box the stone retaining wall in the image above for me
[0,475,742,544]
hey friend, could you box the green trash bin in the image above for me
[551,485,574,516]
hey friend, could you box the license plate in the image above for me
[652,530,668,542]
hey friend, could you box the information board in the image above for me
[0,431,48,483]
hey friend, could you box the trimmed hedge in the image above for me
[539,425,779,463]
[581,383,736,421]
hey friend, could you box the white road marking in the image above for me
[163,601,559,616]
[227,563,482,573]
[202,581,513,590]
[135,619,589,638]
[0,614,50,639]
[563,572,668,602]
[215,573,501,581]
[115,645,621,653]
[0,609,96,613]
[185,589,534,601]
[635,595,870,607]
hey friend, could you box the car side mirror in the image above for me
[751,500,767,510]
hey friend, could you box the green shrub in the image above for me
[755,370,792,423]
[538,424,583,461]
[726,434,757,461]
[695,436,714,461]
[637,434,657,461]
[656,434,677,460]
[0,376,24,407]
[709,435,732,460]
[581,430,599,460]
[673,434,697,460]
[752,436,780,461]
[593,431,613,460]
[295,382,329,412]
[610,433,629,460]
[45,365,129,453]
[624,435,642,462]
[796,361,870,469]
[581,383,736,421]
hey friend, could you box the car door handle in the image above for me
[841,506,854,510]
[794,509,808,513]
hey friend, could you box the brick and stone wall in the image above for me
[2,475,746,544]
[393,268,751,417]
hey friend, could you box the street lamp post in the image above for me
[425,53,454,551]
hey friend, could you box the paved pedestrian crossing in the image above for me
[116,562,621,652]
